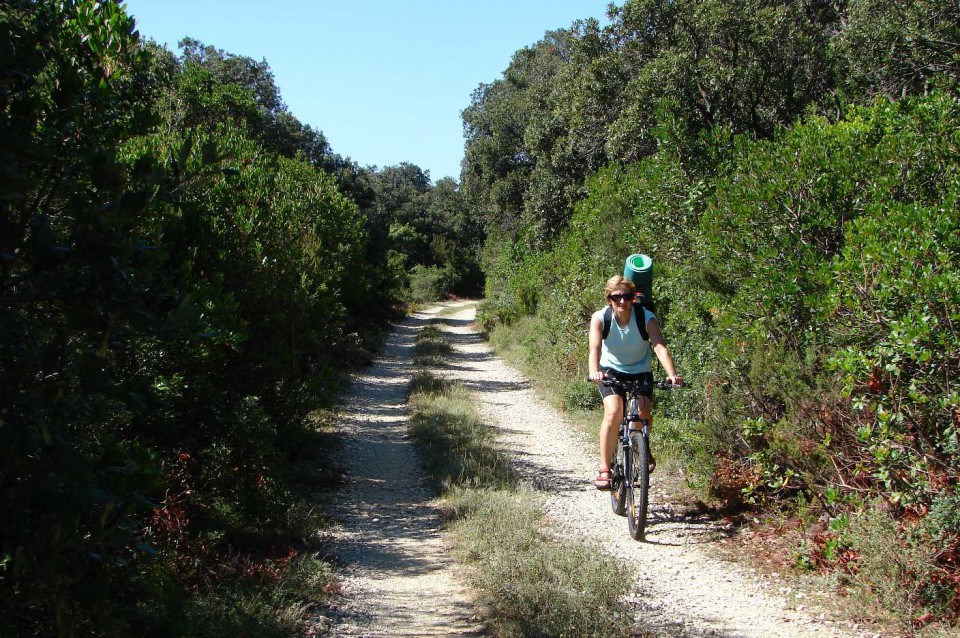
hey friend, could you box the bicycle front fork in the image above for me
[620,419,649,486]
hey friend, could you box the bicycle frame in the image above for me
[598,376,681,540]
[603,379,650,539]
[619,393,649,487]
[604,378,651,539]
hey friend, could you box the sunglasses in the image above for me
[608,293,636,302]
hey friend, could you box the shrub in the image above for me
[562,380,601,412]
[475,92,960,628]
[449,488,634,638]
[845,503,960,626]
[0,4,369,634]
[408,264,455,302]
[827,196,960,505]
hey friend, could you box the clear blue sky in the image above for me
[123,1,613,183]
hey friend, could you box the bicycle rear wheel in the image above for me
[609,438,627,516]
[626,431,649,540]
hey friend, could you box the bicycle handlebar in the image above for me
[655,379,685,390]
[584,375,686,390]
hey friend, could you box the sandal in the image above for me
[594,469,612,490]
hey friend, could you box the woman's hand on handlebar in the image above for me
[588,370,606,384]
[664,374,684,388]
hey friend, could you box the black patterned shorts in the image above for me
[598,368,653,401]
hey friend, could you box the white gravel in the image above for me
[322,301,879,638]
[321,303,484,637]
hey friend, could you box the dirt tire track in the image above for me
[322,302,484,637]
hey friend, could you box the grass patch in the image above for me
[139,552,335,638]
[408,364,637,637]
[486,317,549,387]
[434,302,475,318]
[841,505,960,635]
[413,323,454,367]
[449,488,635,638]
[409,371,515,491]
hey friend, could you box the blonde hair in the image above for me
[604,275,636,298]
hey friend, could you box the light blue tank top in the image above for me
[594,305,655,374]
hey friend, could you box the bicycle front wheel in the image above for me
[610,438,627,516]
[626,431,649,540]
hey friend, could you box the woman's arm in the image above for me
[647,317,682,384]
[588,314,604,382]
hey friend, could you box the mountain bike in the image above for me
[603,377,682,541]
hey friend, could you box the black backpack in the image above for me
[601,295,655,342]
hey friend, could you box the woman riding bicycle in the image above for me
[588,275,682,490]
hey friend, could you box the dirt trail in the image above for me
[323,301,877,638]
[322,302,484,637]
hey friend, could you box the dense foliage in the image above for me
[1,2,482,635]
[365,164,484,302]
[469,0,960,626]
[6,0,960,632]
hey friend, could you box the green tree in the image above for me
[174,36,371,190]
[604,0,835,162]
[426,177,484,295]
[833,0,960,101]
[179,36,283,112]
[1,2,159,633]
[1,4,375,635]
[461,28,582,245]
[365,166,484,299]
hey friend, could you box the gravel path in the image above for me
[436,302,875,638]
[324,301,877,638]
[322,303,484,637]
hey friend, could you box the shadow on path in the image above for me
[433,303,768,638]
[322,307,485,637]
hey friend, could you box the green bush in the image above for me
[562,380,601,412]
[450,489,634,638]
[697,94,960,507]
[476,93,960,627]
[827,196,960,504]
[408,264,454,302]
[0,4,369,634]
